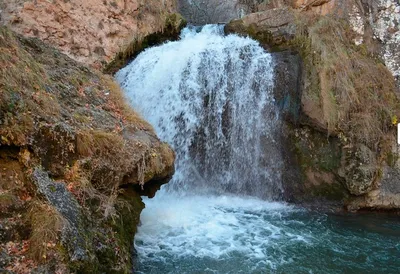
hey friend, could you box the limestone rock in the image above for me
[32,168,89,263]
[0,26,175,272]
[225,8,296,48]
[339,144,379,196]
[347,166,400,211]
[368,0,400,89]
[0,0,177,68]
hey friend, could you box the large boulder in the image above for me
[339,144,379,196]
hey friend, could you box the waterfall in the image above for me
[115,25,400,274]
[117,25,283,199]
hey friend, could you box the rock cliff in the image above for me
[1,3,399,273]
[0,0,184,272]
[0,24,175,273]
[226,0,400,210]
[0,0,178,69]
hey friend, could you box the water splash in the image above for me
[117,25,283,199]
[116,26,400,274]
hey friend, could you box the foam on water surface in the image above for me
[116,26,400,274]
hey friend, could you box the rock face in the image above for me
[357,0,400,89]
[0,26,175,272]
[177,0,254,24]
[226,1,400,210]
[177,0,296,24]
[32,169,88,263]
[225,8,296,49]
[104,13,186,75]
[0,0,178,69]
[0,1,183,271]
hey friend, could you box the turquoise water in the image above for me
[134,194,400,274]
[116,25,400,274]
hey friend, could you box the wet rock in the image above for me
[272,51,302,123]
[282,125,348,206]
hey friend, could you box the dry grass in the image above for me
[64,160,130,220]
[64,161,104,210]
[297,16,400,149]
[101,76,154,131]
[76,129,125,158]
[28,201,65,262]
[0,192,16,210]
[0,27,60,146]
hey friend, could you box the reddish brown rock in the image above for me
[0,0,177,68]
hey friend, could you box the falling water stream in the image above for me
[117,26,400,273]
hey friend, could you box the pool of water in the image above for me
[134,193,400,274]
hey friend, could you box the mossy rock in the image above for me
[283,125,349,205]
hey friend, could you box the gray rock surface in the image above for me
[363,0,400,89]
[32,168,89,262]
[178,0,263,24]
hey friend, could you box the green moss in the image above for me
[48,185,56,192]
[111,188,144,273]
[386,151,399,167]
[307,180,348,201]
[292,126,341,172]
[288,124,348,203]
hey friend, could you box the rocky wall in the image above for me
[226,1,400,211]
[0,0,178,69]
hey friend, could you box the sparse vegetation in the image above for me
[0,26,175,272]
[27,201,65,262]
[291,15,400,151]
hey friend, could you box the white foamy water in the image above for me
[117,25,282,199]
[133,193,400,274]
[135,194,306,273]
[116,26,400,274]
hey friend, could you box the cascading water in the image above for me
[117,25,283,199]
[116,26,400,273]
